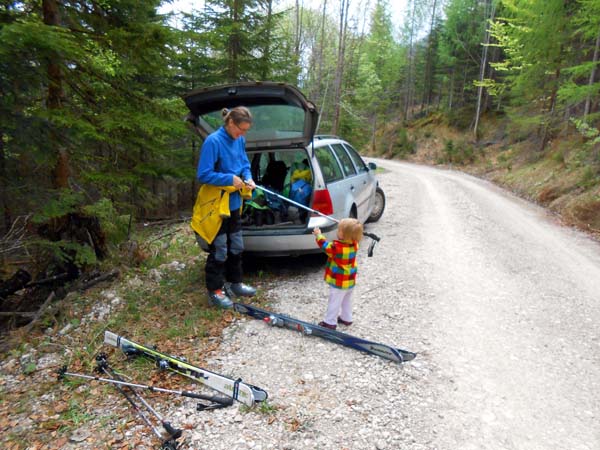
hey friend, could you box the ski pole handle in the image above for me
[364,232,380,242]
[162,422,183,440]
[182,391,233,405]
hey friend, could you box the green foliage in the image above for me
[438,0,488,106]
[22,362,37,375]
[33,239,98,268]
[579,166,600,190]
[446,106,475,130]
[441,139,476,165]
[83,198,130,245]
[550,150,565,165]
[571,118,600,146]
[0,0,191,235]
[557,0,600,114]
[59,399,94,430]
[181,0,295,83]
[391,128,416,157]
[31,190,85,225]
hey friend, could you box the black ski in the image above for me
[104,330,268,407]
[232,303,416,364]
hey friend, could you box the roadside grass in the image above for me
[400,116,600,239]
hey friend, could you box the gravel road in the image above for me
[169,160,600,450]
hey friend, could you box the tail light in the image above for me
[311,189,334,216]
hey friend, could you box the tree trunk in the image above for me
[227,0,242,82]
[332,0,350,135]
[584,27,600,119]
[43,0,62,110]
[294,0,303,57]
[43,0,70,189]
[473,0,496,140]
[403,0,417,121]
[448,69,455,111]
[259,0,274,79]
[313,0,328,108]
[539,67,561,152]
[371,115,377,153]
[0,131,10,233]
[422,0,438,110]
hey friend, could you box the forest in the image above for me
[1,0,599,278]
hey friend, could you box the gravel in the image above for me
[167,160,600,450]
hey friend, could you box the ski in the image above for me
[104,330,268,407]
[233,303,416,364]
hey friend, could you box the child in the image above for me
[312,218,364,330]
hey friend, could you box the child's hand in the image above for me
[312,227,321,236]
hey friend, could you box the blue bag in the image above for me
[289,179,312,206]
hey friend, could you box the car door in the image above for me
[313,144,351,220]
[342,142,377,220]
[329,143,372,222]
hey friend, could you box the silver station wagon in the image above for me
[183,82,385,256]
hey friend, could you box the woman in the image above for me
[194,106,257,308]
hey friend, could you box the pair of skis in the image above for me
[104,330,268,407]
[232,302,416,364]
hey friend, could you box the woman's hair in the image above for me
[222,106,253,126]
[338,218,363,242]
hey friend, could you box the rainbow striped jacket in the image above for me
[315,234,359,289]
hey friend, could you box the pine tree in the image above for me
[0,1,189,235]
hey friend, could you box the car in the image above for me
[183,81,385,256]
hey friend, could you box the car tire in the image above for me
[366,187,385,223]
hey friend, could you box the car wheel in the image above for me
[366,187,385,223]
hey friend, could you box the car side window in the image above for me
[315,146,343,183]
[331,143,357,177]
[343,143,369,173]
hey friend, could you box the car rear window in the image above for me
[201,105,306,141]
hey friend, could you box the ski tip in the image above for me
[400,352,417,363]
[104,330,118,347]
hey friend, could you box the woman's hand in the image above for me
[232,175,244,189]
[244,179,256,190]
[312,227,321,236]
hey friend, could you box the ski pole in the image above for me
[58,355,182,449]
[252,183,381,256]
[56,362,233,408]
[94,355,183,448]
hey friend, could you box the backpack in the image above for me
[289,179,312,206]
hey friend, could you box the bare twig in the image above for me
[75,269,120,292]
[0,215,31,255]
[23,291,56,333]
[0,311,36,317]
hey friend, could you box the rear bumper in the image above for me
[197,216,338,256]
[243,216,337,256]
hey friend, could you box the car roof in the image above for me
[182,82,319,150]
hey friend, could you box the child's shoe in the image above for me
[318,321,336,330]
[337,317,353,326]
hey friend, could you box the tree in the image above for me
[558,0,600,122]
[331,0,352,134]
[490,0,576,150]
[473,0,497,139]
[438,0,489,115]
[0,0,189,234]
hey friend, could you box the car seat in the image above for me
[261,160,288,192]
